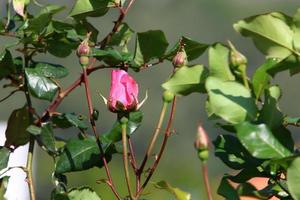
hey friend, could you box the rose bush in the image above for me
[0,0,300,200]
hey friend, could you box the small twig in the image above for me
[136,97,177,198]
[82,67,121,200]
[0,89,20,103]
[138,102,168,176]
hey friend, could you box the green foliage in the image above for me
[236,122,292,159]
[0,147,10,171]
[5,106,31,148]
[55,137,114,174]
[205,77,257,124]
[134,30,169,66]
[154,181,191,200]
[52,187,102,200]
[208,43,235,81]
[25,68,59,101]
[162,65,208,96]
[287,157,300,200]
[1,0,300,199]
[103,111,143,143]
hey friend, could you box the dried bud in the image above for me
[172,50,187,68]
[228,41,247,67]
[194,124,209,151]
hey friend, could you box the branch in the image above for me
[136,97,177,198]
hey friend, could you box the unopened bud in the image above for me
[194,124,210,161]
[194,124,209,150]
[77,41,90,57]
[162,90,175,103]
[172,50,187,68]
[228,41,247,67]
[79,56,90,66]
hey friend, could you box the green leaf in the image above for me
[167,37,208,61]
[69,0,109,18]
[33,62,68,79]
[0,147,10,171]
[108,23,134,47]
[39,4,65,15]
[234,12,294,59]
[208,43,235,81]
[287,157,300,200]
[217,177,239,200]
[52,187,101,200]
[258,86,283,130]
[103,111,143,143]
[236,122,292,159]
[267,54,300,76]
[154,181,191,200]
[252,58,279,99]
[213,135,259,170]
[5,106,31,148]
[92,48,132,65]
[55,137,113,174]
[38,123,56,154]
[0,176,10,198]
[47,34,76,58]
[68,187,101,200]
[52,113,88,130]
[134,30,169,66]
[27,14,52,33]
[205,77,257,124]
[0,50,14,80]
[162,65,208,96]
[25,68,58,101]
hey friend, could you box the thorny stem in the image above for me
[202,162,213,200]
[128,138,140,192]
[82,67,121,200]
[136,97,177,198]
[138,102,168,176]
[121,122,135,200]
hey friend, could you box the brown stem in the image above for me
[82,67,121,200]
[99,0,136,48]
[128,137,140,193]
[138,102,168,176]
[121,122,134,200]
[202,162,213,200]
[136,97,177,198]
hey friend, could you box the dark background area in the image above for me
[1,0,300,199]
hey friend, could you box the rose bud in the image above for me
[194,124,209,150]
[228,40,247,67]
[108,69,139,113]
[194,123,210,161]
[77,40,91,57]
[172,50,188,68]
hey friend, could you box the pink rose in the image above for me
[108,69,139,112]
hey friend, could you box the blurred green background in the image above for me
[1,0,300,199]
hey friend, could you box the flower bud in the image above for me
[108,69,139,113]
[172,50,187,68]
[194,124,209,150]
[79,56,90,66]
[77,40,91,57]
[162,91,175,103]
[194,124,210,161]
[228,41,247,67]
